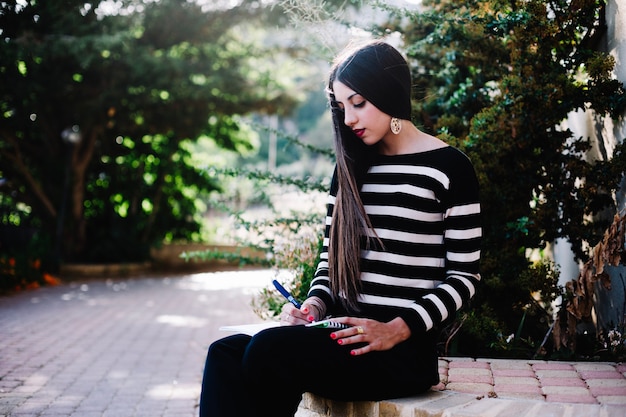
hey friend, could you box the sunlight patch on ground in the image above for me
[147,382,200,400]
[107,370,130,379]
[177,269,294,291]
[156,314,208,328]
[23,374,48,387]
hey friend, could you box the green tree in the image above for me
[0,0,299,269]
[382,0,626,357]
[196,0,625,359]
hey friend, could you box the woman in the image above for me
[199,40,481,417]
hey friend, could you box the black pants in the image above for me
[199,325,439,417]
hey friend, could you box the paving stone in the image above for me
[448,368,493,384]
[448,374,494,384]
[544,394,597,404]
[0,271,274,417]
[533,370,580,378]
[542,386,591,396]
[445,382,494,395]
[494,383,543,395]
[588,386,626,396]
[595,396,626,405]
[486,359,532,370]
[69,412,103,417]
[573,363,618,372]
[492,369,535,377]
[531,363,575,370]
[585,378,626,388]
[494,376,539,386]
[2,271,622,417]
[449,367,492,376]
[449,361,491,369]
[539,377,587,387]
[578,370,624,379]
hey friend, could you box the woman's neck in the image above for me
[379,123,447,156]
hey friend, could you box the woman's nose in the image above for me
[343,109,357,126]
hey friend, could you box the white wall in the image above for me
[553,0,626,331]
[554,0,625,282]
[606,0,626,212]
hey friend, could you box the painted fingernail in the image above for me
[307,315,315,322]
[337,339,343,345]
[302,307,310,314]
[350,350,356,356]
[330,333,337,339]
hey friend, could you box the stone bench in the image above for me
[295,358,625,417]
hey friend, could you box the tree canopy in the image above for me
[0,0,301,268]
[377,0,626,357]
[3,0,625,360]
[244,0,626,358]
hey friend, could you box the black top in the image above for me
[308,146,482,334]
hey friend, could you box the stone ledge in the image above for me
[60,262,152,278]
[296,390,623,417]
[58,244,266,279]
[150,243,265,271]
[295,357,626,417]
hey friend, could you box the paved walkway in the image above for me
[1,270,625,417]
[0,270,273,417]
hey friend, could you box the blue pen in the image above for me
[272,279,302,309]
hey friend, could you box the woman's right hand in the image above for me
[280,303,308,325]
[280,296,325,325]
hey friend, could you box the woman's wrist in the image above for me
[304,296,327,320]
[387,317,411,344]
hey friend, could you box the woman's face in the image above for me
[332,80,392,146]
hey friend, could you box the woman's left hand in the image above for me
[329,317,411,356]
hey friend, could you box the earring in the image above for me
[390,117,402,135]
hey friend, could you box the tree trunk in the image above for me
[68,128,98,260]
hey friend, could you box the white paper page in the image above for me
[219,321,282,336]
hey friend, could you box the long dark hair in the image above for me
[326,40,408,311]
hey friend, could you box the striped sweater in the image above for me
[308,146,482,335]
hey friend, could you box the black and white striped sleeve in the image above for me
[401,152,481,333]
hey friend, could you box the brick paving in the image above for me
[1,270,625,417]
[0,270,273,417]
[438,358,626,405]
[299,358,625,417]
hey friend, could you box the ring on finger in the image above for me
[356,326,364,335]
